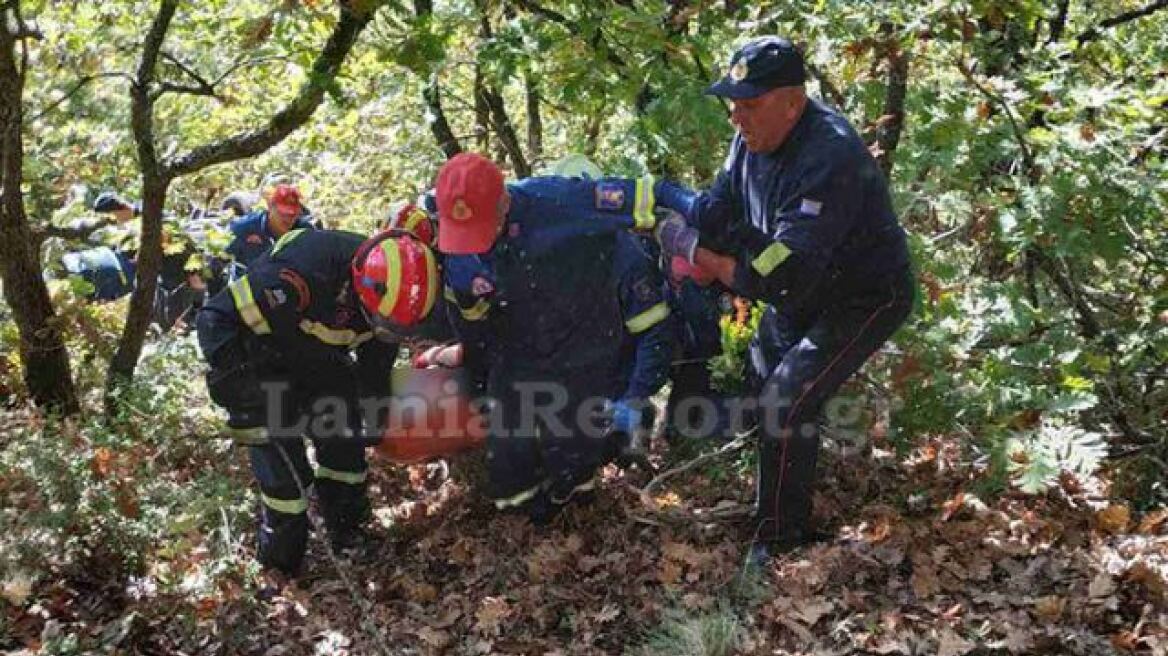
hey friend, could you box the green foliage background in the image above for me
[1,0,1165,572]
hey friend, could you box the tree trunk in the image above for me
[874,24,909,179]
[0,3,78,414]
[525,73,543,167]
[106,0,381,408]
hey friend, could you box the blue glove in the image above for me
[653,209,698,264]
[610,399,643,436]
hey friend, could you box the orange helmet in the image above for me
[351,231,439,342]
[384,201,436,246]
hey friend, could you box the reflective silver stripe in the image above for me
[261,492,307,514]
[751,241,792,276]
[493,484,542,509]
[624,302,669,334]
[229,276,272,335]
[632,175,656,230]
[315,466,367,485]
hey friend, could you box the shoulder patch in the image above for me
[632,276,657,303]
[278,268,311,312]
[245,233,264,244]
[263,288,287,307]
[594,182,625,211]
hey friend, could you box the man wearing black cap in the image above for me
[652,36,915,562]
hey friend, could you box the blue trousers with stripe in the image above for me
[751,266,914,543]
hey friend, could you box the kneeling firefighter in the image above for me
[196,227,439,575]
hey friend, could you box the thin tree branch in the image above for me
[29,72,130,122]
[874,23,909,178]
[164,3,382,178]
[805,59,847,111]
[955,56,1036,174]
[1076,0,1168,43]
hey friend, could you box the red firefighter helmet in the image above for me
[384,201,436,246]
[351,230,439,342]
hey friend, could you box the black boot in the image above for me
[256,505,309,576]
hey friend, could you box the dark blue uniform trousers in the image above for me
[752,266,914,543]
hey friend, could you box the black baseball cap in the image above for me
[705,36,806,99]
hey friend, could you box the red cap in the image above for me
[435,153,505,255]
[270,184,301,217]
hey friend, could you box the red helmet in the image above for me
[351,231,439,342]
[384,202,436,246]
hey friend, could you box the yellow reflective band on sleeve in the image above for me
[229,276,272,335]
[376,242,402,317]
[315,466,367,485]
[751,241,792,277]
[261,492,308,515]
[299,319,363,346]
[493,483,543,509]
[459,298,490,322]
[624,302,670,334]
[351,331,374,348]
[421,243,438,318]
[443,286,458,303]
[271,228,307,255]
[632,175,656,230]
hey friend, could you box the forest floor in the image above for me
[2,414,1166,655]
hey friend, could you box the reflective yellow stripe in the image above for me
[421,243,438,318]
[262,492,307,514]
[376,242,402,317]
[351,331,374,348]
[402,208,428,233]
[751,241,792,276]
[229,276,272,335]
[271,228,307,255]
[632,175,656,230]
[443,286,458,303]
[625,302,669,334]
[315,466,367,485]
[299,319,364,346]
[459,299,490,322]
[227,426,269,445]
[493,484,542,509]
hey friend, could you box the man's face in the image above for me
[730,86,807,153]
[268,205,298,237]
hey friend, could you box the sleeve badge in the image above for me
[595,182,625,211]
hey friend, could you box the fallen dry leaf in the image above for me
[793,598,834,626]
[1088,572,1116,599]
[1034,595,1066,622]
[937,628,974,656]
[1096,504,1131,535]
[474,597,511,637]
[418,626,451,649]
[1110,630,1141,651]
[1136,509,1168,535]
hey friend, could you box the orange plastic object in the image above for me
[377,367,486,464]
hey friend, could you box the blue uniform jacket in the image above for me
[613,233,672,401]
[198,229,396,403]
[63,246,136,301]
[444,175,657,382]
[226,209,316,268]
[655,99,909,310]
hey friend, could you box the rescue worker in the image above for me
[652,37,915,560]
[545,154,673,462]
[60,246,136,302]
[196,227,439,575]
[225,184,316,268]
[435,152,660,522]
[221,190,260,218]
